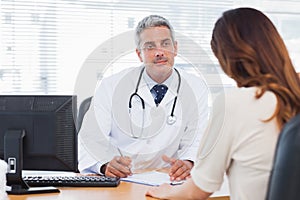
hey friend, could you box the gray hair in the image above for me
[135,15,175,49]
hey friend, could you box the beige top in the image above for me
[191,87,279,200]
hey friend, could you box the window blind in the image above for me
[0,0,299,95]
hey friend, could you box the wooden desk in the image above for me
[6,181,229,200]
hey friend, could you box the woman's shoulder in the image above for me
[223,87,276,101]
[213,86,277,115]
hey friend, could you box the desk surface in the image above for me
[6,181,229,200]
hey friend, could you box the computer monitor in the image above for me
[0,95,77,194]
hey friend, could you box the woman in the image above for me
[146,7,300,200]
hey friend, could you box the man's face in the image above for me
[136,26,177,80]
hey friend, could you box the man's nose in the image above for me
[154,48,164,57]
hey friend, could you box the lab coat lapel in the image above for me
[159,75,178,106]
[137,79,156,107]
[160,88,176,106]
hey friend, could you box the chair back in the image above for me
[266,113,300,200]
[76,96,92,133]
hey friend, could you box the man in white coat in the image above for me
[78,15,209,181]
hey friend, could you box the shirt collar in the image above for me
[142,68,175,89]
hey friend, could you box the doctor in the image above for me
[78,15,209,181]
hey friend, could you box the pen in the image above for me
[117,147,124,157]
[117,147,132,174]
[170,180,184,185]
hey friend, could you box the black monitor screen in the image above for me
[0,95,77,172]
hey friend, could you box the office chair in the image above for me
[265,113,300,200]
[76,96,93,133]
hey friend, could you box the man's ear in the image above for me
[174,40,178,57]
[136,48,143,62]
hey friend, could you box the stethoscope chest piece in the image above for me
[167,115,177,125]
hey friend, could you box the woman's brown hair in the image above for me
[211,7,300,129]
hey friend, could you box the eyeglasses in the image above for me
[140,39,174,51]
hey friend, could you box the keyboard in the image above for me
[23,175,120,187]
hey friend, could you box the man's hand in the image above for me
[162,155,193,181]
[104,156,132,178]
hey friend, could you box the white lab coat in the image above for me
[78,66,209,174]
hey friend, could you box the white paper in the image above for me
[120,171,184,186]
[121,171,230,197]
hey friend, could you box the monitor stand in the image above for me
[4,130,60,195]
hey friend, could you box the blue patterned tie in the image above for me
[150,84,168,105]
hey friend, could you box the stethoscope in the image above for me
[128,66,181,129]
